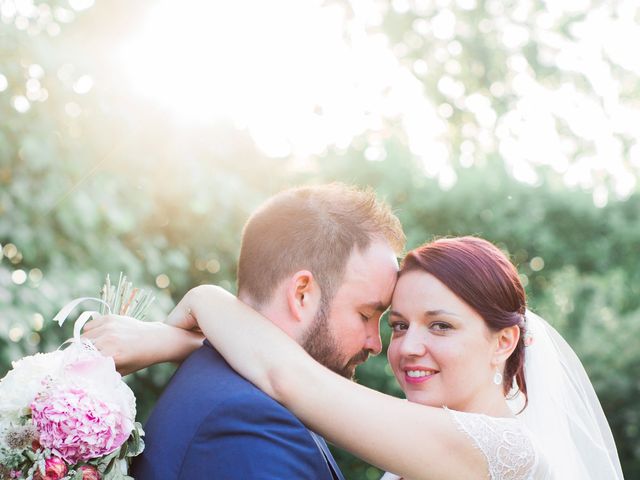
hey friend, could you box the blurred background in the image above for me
[1,0,639,477]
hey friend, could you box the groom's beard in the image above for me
[301,304,370,380]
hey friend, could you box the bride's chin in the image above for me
[403,391,434,406]
[404,389,443,407]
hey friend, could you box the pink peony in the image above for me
[33,456,67,480]
[31,384,131,464]
[59,343,136,427]
[78,465,101,480]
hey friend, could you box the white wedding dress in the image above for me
[380,408,549,480]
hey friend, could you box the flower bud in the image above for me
[78,465,101,480]
[33,456,67,480]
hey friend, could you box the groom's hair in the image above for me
[237,183,405,310]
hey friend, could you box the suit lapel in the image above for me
[310,431,346,480]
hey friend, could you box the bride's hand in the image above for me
[83,315,203,375]
[166,285,233,332]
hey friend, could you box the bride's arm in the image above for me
[82,315,204,376]
[170,285,486,480]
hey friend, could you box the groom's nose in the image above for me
[364,323,383,355]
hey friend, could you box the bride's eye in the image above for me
[430,321,452,332]
[389,321,408,333]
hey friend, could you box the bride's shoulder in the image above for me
[445,408,543,480]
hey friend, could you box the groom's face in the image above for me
[302,240,398,379]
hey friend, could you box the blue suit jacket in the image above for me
[132,340,344,480]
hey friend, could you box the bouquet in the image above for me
[0,275,153,480]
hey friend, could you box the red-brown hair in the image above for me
[400,236,528,404]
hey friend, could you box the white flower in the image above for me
[0,350,66,415]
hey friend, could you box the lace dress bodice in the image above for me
[447,408,541,480]
[381,409,547,480]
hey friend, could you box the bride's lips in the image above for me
[402,366,438,385]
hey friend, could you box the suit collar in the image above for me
[310,431,345,480]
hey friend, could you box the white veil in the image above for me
[507,310,624,479]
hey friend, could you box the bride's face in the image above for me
[387,270,497,410]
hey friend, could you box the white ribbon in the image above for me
[53,297,112,343]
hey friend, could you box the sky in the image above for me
[3,0,640,205]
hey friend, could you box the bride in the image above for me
[86,237,624,479]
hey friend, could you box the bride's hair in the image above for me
[400,236,528,403]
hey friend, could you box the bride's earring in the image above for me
[493,370,503,386]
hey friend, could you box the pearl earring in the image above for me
[493,370,503,386]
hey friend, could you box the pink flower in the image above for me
[78,465,101,480]
[31,384,131,464]
[28,344,136,465]
[33,456,67,480]
[60,342,136,424]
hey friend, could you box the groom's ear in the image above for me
[285,270,321,324]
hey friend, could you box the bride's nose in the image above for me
[398,327,428,357]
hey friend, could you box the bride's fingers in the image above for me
[81,325,109,347]
[81,323,125,360]
[81,316,122,344]
[165,305,182,326]
[83,314,134,332]
[81,326,104,341]
[166,302,197,330]
[82,317,107,332]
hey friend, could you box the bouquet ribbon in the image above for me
[53,297,112,343]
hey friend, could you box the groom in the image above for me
[133,184,405,479]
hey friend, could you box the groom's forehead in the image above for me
[342,278,397,311]
[332,239,399,306]
[357,299,389,312]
